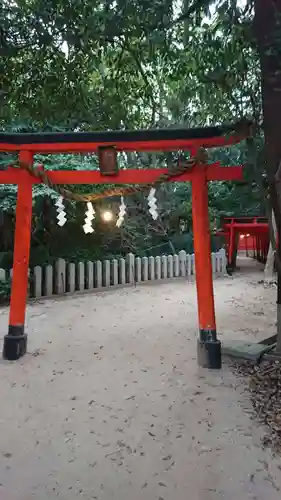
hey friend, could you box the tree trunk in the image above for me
[264,210,277,283]
[254,0,281,352]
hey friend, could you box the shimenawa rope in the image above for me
[15,147,208,203]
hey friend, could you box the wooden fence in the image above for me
[0,249,226,299]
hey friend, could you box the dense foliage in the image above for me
[0,0,265,268]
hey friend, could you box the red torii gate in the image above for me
[0,125,246,369]
[216,216,270,268]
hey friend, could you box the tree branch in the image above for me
[125,43,157,126]
[167,0,211,29]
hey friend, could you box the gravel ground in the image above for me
[0,257,280,500]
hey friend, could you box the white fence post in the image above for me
[34,266,42,298]
[44,265,53,296]
[142,257,148,281]
[187,253,192,278]
[86,261,94,289]
[149,256,155,280]
[77,262,85,291]
[155,256,161,279]
[95,261,102,288]
[191,253,195,275]
[67,263,75,293]
[174,254,179,277]
[127,253,135,284]
[135,257,142,282]
[112,259,118,286]
[162,255,168,279]
[167,255,174,278]
[119,258,126,285]
[0,269,6,281]
[55,258,66,294]
[179,250,187,277]
[211,252,216,276]
[103,260,110,287]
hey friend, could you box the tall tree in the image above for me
[172,0,281,349]
[254,0,281,352]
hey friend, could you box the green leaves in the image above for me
[1,0,175,128]
[0,0,265,261]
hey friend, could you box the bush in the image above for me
[0,278,11,304]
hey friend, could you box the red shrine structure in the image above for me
[0,124,249,369]
[216,216,270,269]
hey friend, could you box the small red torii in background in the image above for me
[216,216,270,269]
[0,124,248,369]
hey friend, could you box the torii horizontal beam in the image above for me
[0,164,242,185]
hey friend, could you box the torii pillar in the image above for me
[192,166,221,369]
[3,151,33,360]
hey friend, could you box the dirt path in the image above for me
[0,258,280,499]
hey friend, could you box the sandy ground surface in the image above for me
[0,257,281,500]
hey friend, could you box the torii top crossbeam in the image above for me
[0,122,248,152]
[0,122,249,369]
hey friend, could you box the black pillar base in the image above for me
[2,325,27,361]
[197,339,222,369]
